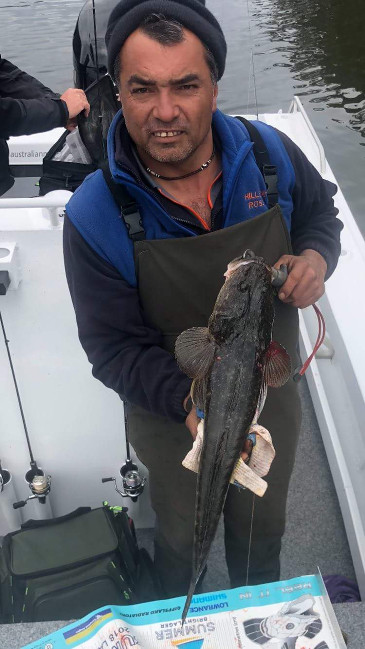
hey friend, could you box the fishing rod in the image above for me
[245,0,267,573]
[89,0,146,503]
[243,251,326,586]
[91,0,107,160]
[246,0,259,119]
[0,307,51,510]
[102,402,146,503]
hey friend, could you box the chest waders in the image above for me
[127,205,301,598]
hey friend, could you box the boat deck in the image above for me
[1,380,363,648]
[1,102,364,646]
[136,379,356,592]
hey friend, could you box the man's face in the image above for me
[117,28,218,166]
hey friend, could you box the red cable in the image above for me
[297,303,326,377]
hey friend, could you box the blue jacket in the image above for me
[64,109,342,422]
[66,109,300,287]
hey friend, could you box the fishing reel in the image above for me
[102,459,146,503]
[102,402,146,502]
[0,464,12,494]
[13,462,51,509]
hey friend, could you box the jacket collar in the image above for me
[107,108,252,183]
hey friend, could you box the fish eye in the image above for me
[238,281,249,293]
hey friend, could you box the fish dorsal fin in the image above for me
[263,341,291,388]
[175,327,216,379]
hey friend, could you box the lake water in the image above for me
[1,0,365,234]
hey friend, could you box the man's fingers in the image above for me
[60,88,90,120]
[273,254,292,271]
[280,282,324,308]
[241,438,253,463]
[66,118,77,132]
[290,273,324,306]
[185,406,199,440]
[275,253,325,308]
[279,266,311,301]
[278,266,302,301]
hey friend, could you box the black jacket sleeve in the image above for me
[63,214,191,422]
[0,56,68,138]
[276,129,343,279]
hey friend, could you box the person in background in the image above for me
[64,0,343,599]
[0,55,90,195]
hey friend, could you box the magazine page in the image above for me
[22,574,346,649]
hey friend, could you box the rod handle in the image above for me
[13,500,26,509]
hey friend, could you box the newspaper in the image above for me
[23,574,346,649]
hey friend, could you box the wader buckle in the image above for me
[262,164,279,207]
[122,204,145,241]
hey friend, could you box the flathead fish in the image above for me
[175,250,291,623]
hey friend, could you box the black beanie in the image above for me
[106,0,227,81]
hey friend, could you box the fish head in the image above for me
[224,251,288,288]
[224,251,271,283]
[210,252,274,344]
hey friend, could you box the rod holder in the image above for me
[0,243,21,291]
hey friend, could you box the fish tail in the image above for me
[181,578,198,625]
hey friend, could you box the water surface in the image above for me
[1,0,364,231]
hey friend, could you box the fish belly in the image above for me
[194,343,262,570]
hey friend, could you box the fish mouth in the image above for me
[224,250,288,287]
[224,250,268,280]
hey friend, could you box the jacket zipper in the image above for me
[112,166,203,235]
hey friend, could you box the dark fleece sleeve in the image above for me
[0,56,68,138]
[63,214,191,422]
[276,129,343,279]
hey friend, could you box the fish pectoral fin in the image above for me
[264,341,291,388]
[253,381,268,422]
[175,327,216,379]
[191,377,207,410]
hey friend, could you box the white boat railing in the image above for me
[289,95,327,174]
[0,195,70,209]
[285,100,365,598]
[0,191,72,227]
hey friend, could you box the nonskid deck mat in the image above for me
[22,573,346,649]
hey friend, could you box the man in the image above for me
[64,0,342,599]
[0,55,90,195]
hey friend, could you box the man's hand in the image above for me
[241,438,254,463]
[185,406,254,464]
[274,249,327,309]
[60,88,90,130]
[185,406,199,440]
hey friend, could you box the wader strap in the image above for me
[235,116,279,209]
[101,116,278,239]
[100,163,145,241]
